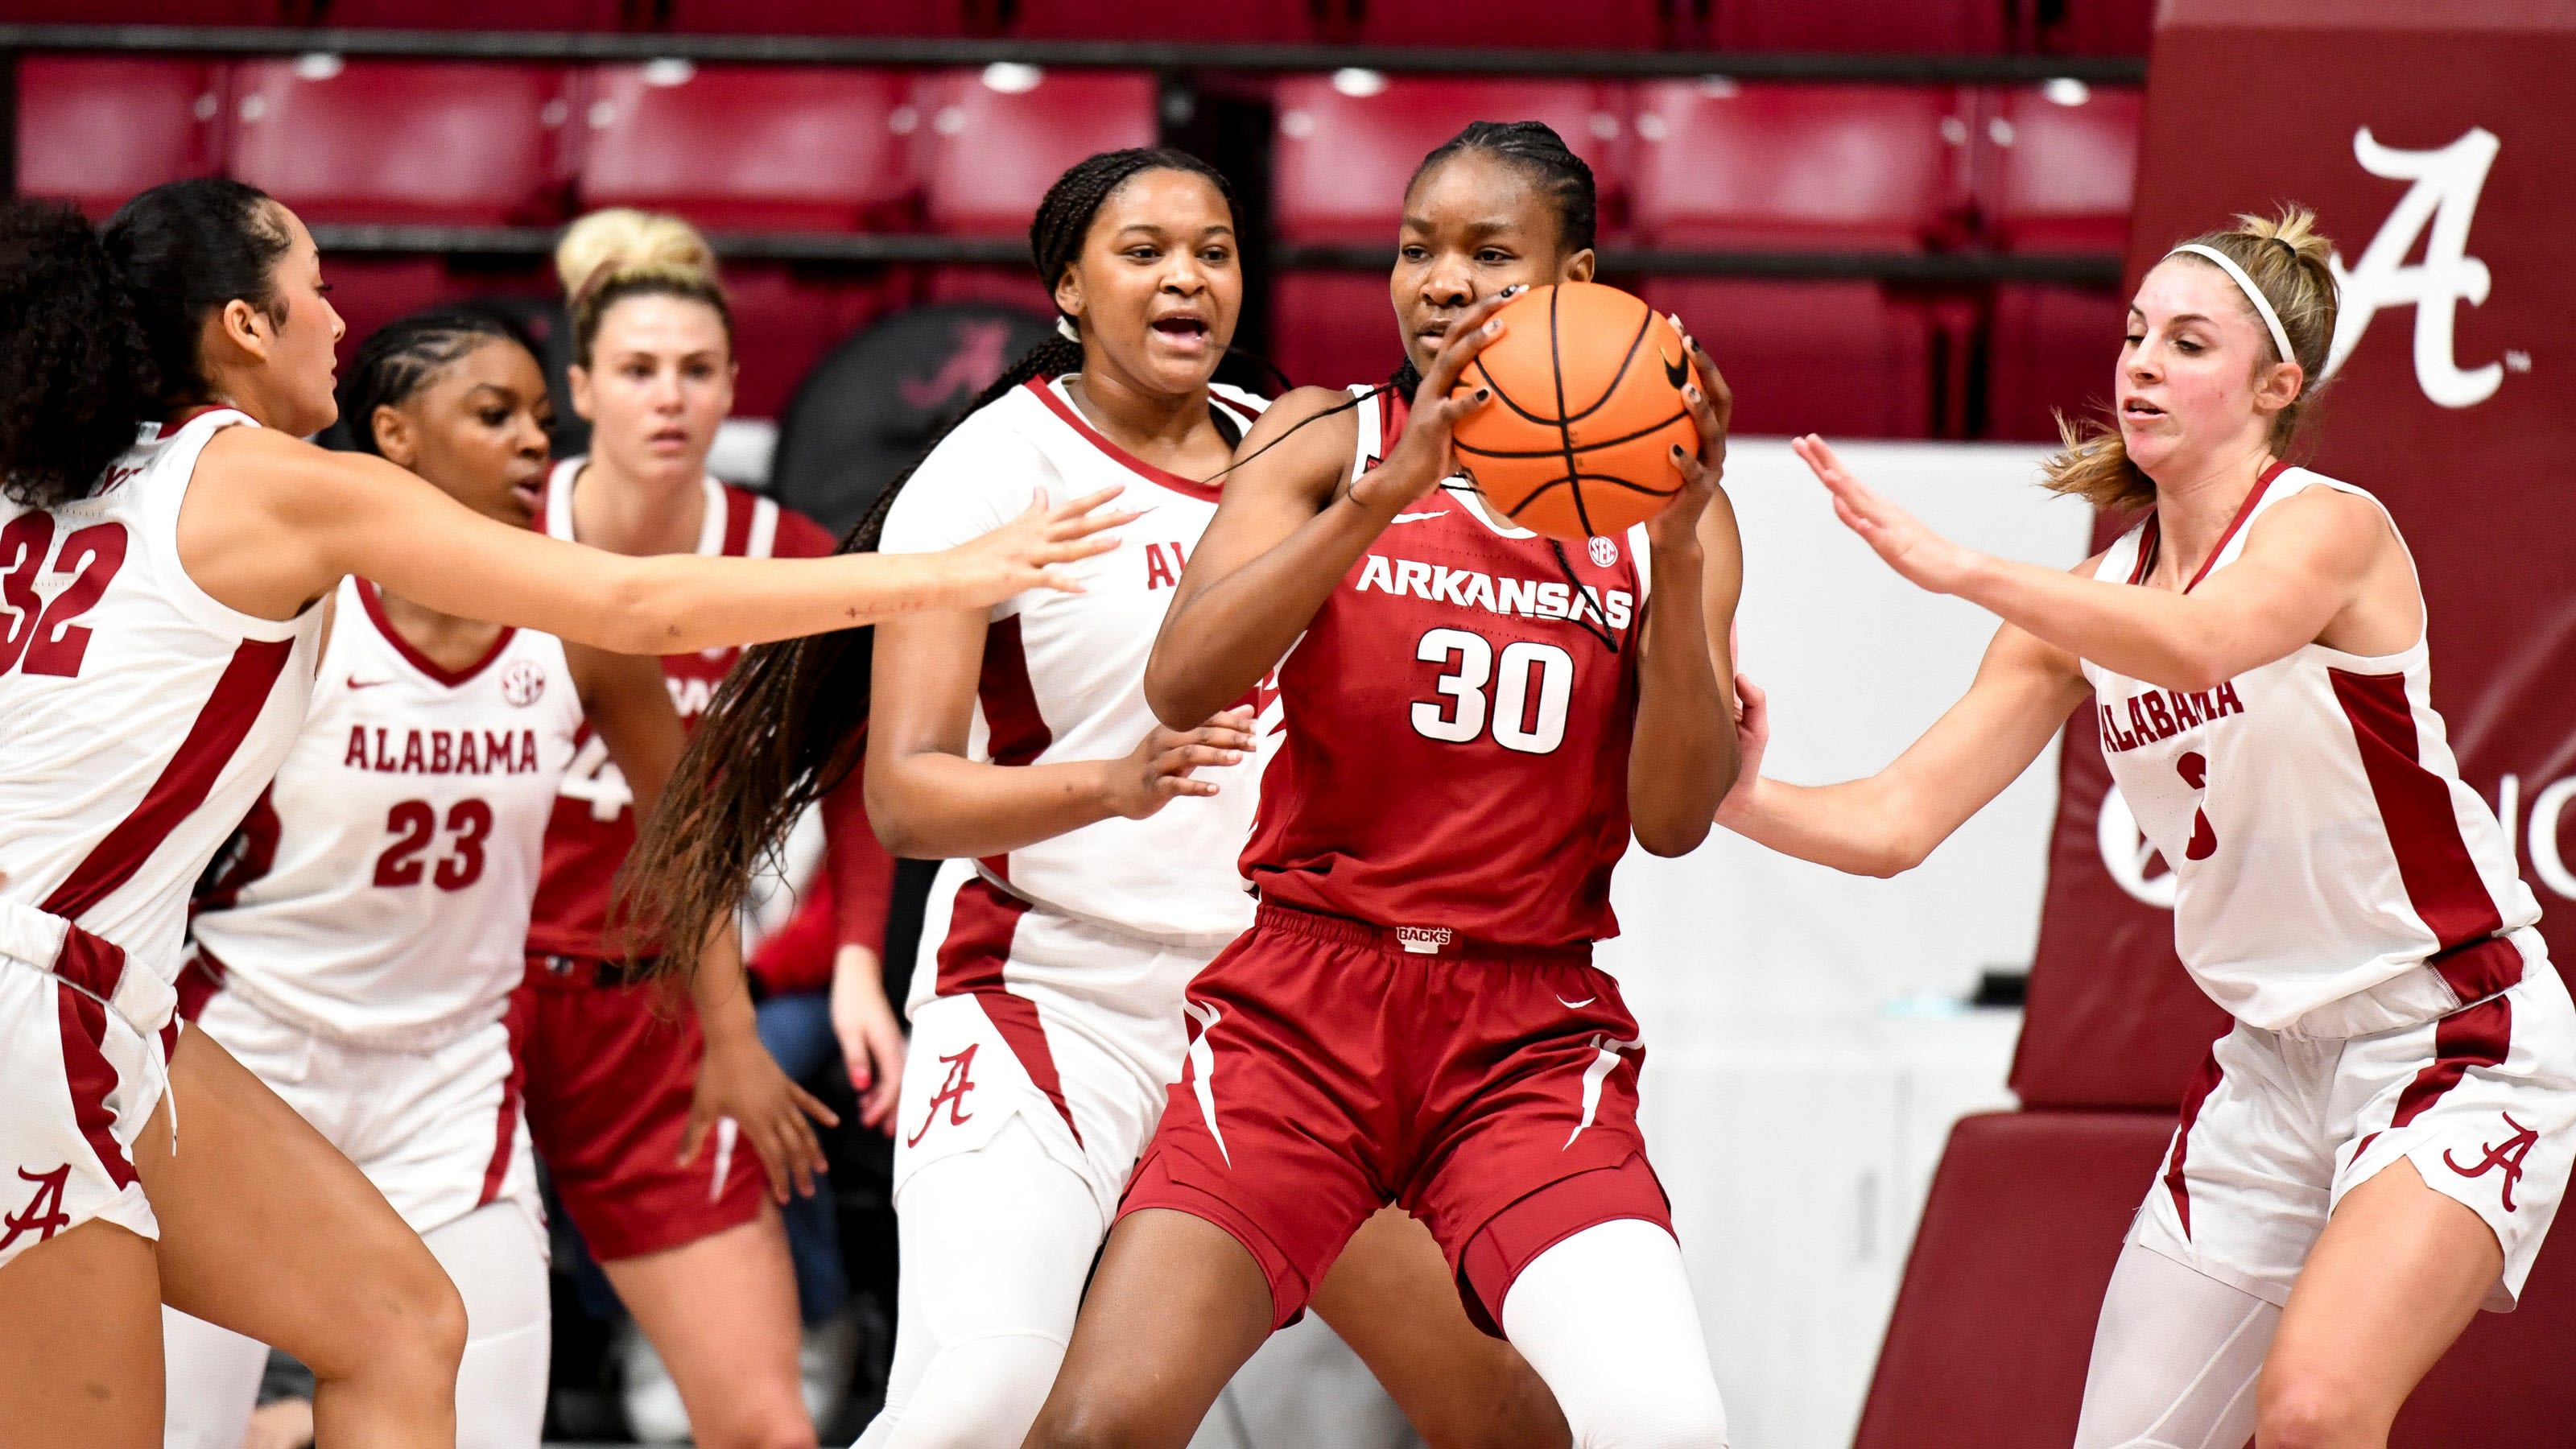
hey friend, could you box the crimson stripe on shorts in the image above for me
[2388,993,2514,1132]
[974,616,1053,884]
[2162,1045,2224,1240]
[2329,667,2507,954]
[53,924,138,1191]
[479,989,534,1208]
[935,877,1082,1146]
[40,637,299,923]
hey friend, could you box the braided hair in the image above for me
[332,306,537,456]
[1388,120,1599,400]
[618,147,1236,981]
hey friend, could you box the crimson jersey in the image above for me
[524,461,890,961]
[1241,390,1646,949]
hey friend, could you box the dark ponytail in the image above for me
[619,147,1235,980]
[1,179,294,509]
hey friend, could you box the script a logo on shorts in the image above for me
[2444,1110,2539,1212]
[2324,126,2504,410]
[1587,535,1619,568]
[500,660,547,708]
[906,1042,980,1149]
[1394,926,1454,956]
[0,1165,72,1252]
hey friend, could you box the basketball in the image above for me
[1448,282,1699,540]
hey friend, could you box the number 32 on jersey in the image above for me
[1410,626,1573,755]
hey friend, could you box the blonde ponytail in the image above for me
[2041,204,2342,514]
[555,208,730,366]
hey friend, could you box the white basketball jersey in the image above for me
[190,577,586,1049]
[877,378,1278,967]
[2086,464,2541,1032]
[0,410,324,974]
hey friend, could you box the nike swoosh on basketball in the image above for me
[345,677,395,690]
[1391,512,1443,524]
[1661,349,1688,390]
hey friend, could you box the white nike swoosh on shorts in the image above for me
[1391,512,1443,523]
[1558,995,1596,1008]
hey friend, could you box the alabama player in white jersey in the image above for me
[0,182,1121,1448]
[155,308,702,1449]
[1714,207,2575,1449]
[629,150,1567,1449]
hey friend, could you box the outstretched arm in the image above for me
[1793,436,2395,692]
[1715,618,2091,876]
[182,426,1129,652]
[1624,332,1742,857]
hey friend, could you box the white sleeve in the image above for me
[875,406,1058,619]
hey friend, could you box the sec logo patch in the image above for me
[501,660,546,708]
[1588,535,1619,568]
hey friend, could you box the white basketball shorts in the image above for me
[0,900,176,1270]
[192,987,539,1239]
[893,861,1239,1226]
[2135,935,2576,1311]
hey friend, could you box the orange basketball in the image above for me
[1449,282,1698,541]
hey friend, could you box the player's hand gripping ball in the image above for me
[1448,282,1699,541]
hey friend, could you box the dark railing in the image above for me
[0,24,2148,84]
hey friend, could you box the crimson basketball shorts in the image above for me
[1120,902,1674,1334]
[518,955,766,1261]
[2136,935,2576,1311]
[0,900,177,1269]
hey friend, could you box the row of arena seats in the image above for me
[14,58,2135,436]
[12,0,2154,56]
[19,60,2139,245]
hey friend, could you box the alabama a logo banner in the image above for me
[2324,126,2507,409]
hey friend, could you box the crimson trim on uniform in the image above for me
[357,579,515,688]
[720,489,755,557]
[973,614,1053,883]
[2162,1045,2225,1239]
[193,785,283,918]
[934,878,1082,1146]
[2125,516,2160,585]
[40,636,300,923]
[53,924,138,1191]
[2328,667,2507,954]
[175,947,226,1024]
[2390,993,2514,1131]
[481,989,534,1208]
[2182,460,2289,594]
[1022,378,1224,504]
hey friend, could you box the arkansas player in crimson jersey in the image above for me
[1023,123,1747,1448]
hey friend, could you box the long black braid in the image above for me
[619,147,1240,982]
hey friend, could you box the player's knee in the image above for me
[688,1404,819,1449]
[314,1255,466,1395]
[2255,1366,2376,1449]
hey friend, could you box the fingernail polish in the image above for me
[1473,386,1492,402]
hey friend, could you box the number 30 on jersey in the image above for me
[1410,626,1572,755]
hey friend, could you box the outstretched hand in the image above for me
[1352,288,1518,512]
[1712,672,1770,828]
[1792,434,1978,595]
[1104,708,1255,820]
[683,1026,838,1203]
[949,485,1137,606]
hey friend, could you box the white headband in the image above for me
[2165,242,2297,367]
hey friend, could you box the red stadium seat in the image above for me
[1630,80,1974,249]
[320,258,459,371]
[1267,270,1401,391]
[1269,76,1626,246]
[1852,1110,2176,1449]
[1642,278,1938,438]
[913,69,1159,237]
[1980,82,2141,253]
[1352,0,1666,49]
[1702,0,2008,53]
[1009,0,1322,40]
[226,60,576,226]
[2032,0,2156,55]
[578,64,914,232]
[312,0,625,26]
[1986,283,2125,442]
[5,0,283,19]
[720,265,903,419]
[14,59,228,221]
[663,0,964,36]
